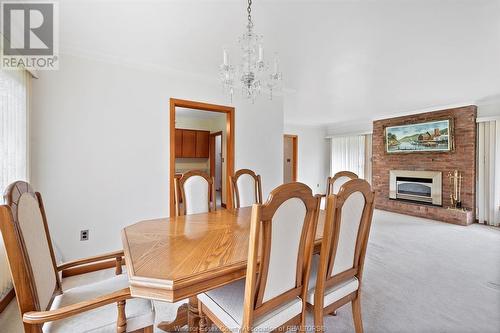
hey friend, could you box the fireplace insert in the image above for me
[389,170,442,206]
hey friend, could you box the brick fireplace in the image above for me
[372,105,477,225]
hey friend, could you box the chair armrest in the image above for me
[57,250,124,271]
[23,288,130,324]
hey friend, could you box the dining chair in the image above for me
[0,181,155,332]
[229,169,263,208]
[326,171,358,196]
[175,170,216,216]
[307,179,375,333]
[197,182,321,333]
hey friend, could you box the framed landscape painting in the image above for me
[385,119,453,153]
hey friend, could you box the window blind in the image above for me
[477,120,500,226]
[0,68,29,299]
[330,135,366,178]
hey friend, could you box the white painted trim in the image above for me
[325,131,372,139]
[372,102,476,122]
[477,116,500,123]
[26,69,38,79]
[325,103,475,135]
[285,122,328,129]
[60,48,286,97]
[26,71,31,182]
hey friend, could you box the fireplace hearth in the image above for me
[389,170,442,206]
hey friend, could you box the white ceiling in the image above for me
[58,0,500,126]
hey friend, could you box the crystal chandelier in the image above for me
[220,0,282,102]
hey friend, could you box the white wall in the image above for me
[283,123,329,195]
[31,54,283,260]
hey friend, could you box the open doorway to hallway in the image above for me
[210,131,223,207]
[283,134,298,183]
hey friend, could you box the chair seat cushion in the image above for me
[306,255,359,306]
[197,279,302,332]
[43,274,154,333]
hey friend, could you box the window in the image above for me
[0,68,29,200]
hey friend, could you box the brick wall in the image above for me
[372,105,477,225]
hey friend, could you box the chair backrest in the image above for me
[242,182,321,329]
[314,179,375,305]
[326,171,358,196]
[0,181,61,328]
[230,169,263,208]
[175,170,215,216]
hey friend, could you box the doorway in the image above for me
[169,99,235,217]
[283,134,298,183]
[210,131,224,207]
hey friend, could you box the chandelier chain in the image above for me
[247,0,252,26]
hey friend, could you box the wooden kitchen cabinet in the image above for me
[175,128,210,158]
[195,131,210,157]
[175,129,183,157]
[181,130,197,157]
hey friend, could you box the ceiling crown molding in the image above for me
[60,45,288,98]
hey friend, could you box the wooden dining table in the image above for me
[121,207,326,332]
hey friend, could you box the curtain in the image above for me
[477,120,500,226]
[330,135,366,178]
[364,134,373,184]
[1,69,28,198]
[0,68,29,298]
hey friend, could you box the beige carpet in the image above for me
[1,210,499,332]
[321,210,500,333]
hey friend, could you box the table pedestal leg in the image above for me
[188,297,201,332]
[157,303,188,332]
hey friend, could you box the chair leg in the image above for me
[299,313,306,333]
[198,302,208,333]
[313,306,323,332]
[351,297,363,333]
[117,300,127,333]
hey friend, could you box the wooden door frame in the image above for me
[209,131,224,192]
[170,98,235,217]
[284,134,298,182]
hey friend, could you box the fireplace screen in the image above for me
[397,178,432,198]
[396,177,433,203]
[398,183,432,197]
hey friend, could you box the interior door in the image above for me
[283,135,296,183]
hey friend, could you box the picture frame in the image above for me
[385,118,454,153]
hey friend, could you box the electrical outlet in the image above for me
[80,229,89,241]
